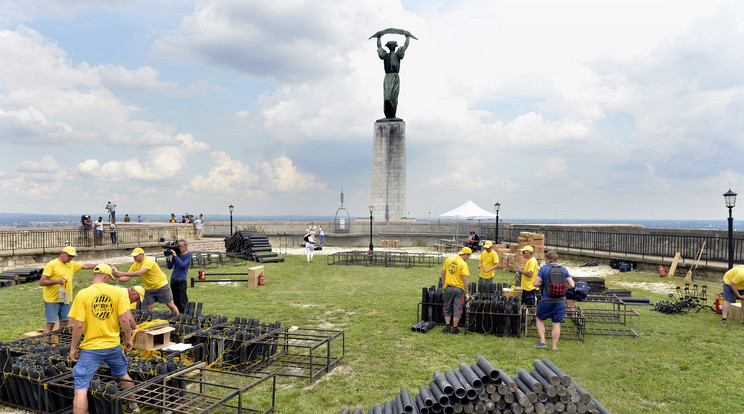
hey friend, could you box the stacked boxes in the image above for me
[380,240,400,248]
[496,233,546,271]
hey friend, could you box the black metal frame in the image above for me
[327,250,443,268]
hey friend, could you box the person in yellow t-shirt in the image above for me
[721,265,744,326]
[517,245,540,306]
[478,241,500,288]
[68,264,136,414]
[39,246,96,333]
[114,247,179,315]
[124,286,146,311]
[441,247,473,335]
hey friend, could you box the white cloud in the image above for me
[189,152,325,196]
[97,65,179,93]
[17,155,59,173]
[77,133,209,181]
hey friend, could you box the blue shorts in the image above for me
[73,346,128,389]
[45,302,71,323]
[723,283,744,302]
[96,230,103,238]
[536,300,566,323]
[145,285,174,306]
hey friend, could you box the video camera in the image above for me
[163,241,180,256]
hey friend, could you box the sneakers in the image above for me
[534,341,547,349]
[451,327,460,335]
[551,347,559,352]
[721,319,727,327]
[441,326,451,334]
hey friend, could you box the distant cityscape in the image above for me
[0,213,741,232]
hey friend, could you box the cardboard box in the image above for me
[22,321,60,338]
[134,325,175,350]
[247,266,264,288]
[730,303,744,322]
[22,329,45,338]
[503,288,523,300]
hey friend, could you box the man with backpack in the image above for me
[532,251,575,351]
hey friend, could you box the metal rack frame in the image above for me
[327,250,442,268]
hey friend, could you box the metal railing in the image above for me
[479,226,744,264]
[0,227,188,254]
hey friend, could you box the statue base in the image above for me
[371,119,406,222]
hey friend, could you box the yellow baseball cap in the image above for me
[483,241,493,248]
[93,264,113,276]
[458,247,473,255]
[62,246,78,256]
[130,247,145,256]
[133,286,145,301]
[521,245,534,252]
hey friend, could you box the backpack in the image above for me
[546,265,567,297]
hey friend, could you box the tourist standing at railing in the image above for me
[194,216,203,240]
[319,225,325,246]
[109,218,118,245]
[82,215,93,247]
[39,246,96,333]
[123,214,131,222]
[94,217,104,246]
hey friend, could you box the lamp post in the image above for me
[369,205,374,254]
[229,204,234,235]
[494,202,501,244]
[724,189,737,269]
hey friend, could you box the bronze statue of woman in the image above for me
[370,28,417,119]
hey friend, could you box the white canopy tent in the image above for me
[439,200,497,220]
[439,200,497,240]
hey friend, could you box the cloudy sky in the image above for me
[0,0,742,221]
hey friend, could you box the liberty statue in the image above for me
[370,28,417,119]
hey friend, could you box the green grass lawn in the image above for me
[1,254,743,413]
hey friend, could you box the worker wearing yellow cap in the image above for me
[441,247,473,335]
[517,245,539,306]
[39,246,96,333]
[124,286,146,310]
[113,247,179,315]
[68,263,137,414]
[478,241,500,289]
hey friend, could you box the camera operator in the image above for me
[166,240,192,313]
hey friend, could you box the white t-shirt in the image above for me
[194,219,202,229]
[95,220,104,231]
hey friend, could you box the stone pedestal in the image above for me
[371,119,406,221]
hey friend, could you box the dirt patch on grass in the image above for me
[615,281,676,295]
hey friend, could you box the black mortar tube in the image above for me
[541,359,572,387]
[459,363,483,390]
[433,371,454,396]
